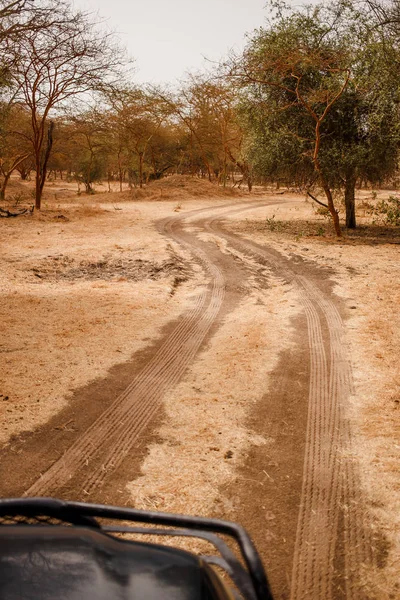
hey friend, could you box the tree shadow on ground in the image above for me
[238,218,400,245]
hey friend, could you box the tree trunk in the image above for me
[247,172,253,193]
[311,114,343,236]
[314,161,341,236]
[35,168,41,209]
[18,166,30,180]
[321,179,341,236]
[138,152,144,188]
[118,150,123,192]
[344,169,357,229]
[244,163,252,192]
[0,172,12,200]
[35,121,54,210]
[313,145,341,236]
[202,154,212,182]
[224,147,252,193]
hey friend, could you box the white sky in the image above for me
[73,0,272,85]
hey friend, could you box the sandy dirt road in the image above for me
[0,194,394,599]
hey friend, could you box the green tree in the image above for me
[231,1,400,232]
[231,5,353,235]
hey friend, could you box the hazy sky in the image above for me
[73,0,272,84]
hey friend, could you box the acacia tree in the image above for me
[156,84,217,181]
[103,107,179,189]
[15,154,33,179]
[9,1,128,209]
[232,2,400,233]
[231,6,353,235]
[317,0,400,228]
[154,78,246,185]
[0,1,64,178]
[178,76,251,188]
[204,80,252,190]
[0,0,54,41]
[363,0,400,29]
[107,87,170,188]
[101,108,128,191]
[145,123,181,180]
[0,1,74,90]
[321,62,399,227]
[65,109,110,193]
[0,101,31,198]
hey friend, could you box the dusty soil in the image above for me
[221,195,400,599]
[0,178,399,599]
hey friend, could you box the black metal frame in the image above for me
[0,497,273,600]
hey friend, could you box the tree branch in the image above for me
[306,190,329,209]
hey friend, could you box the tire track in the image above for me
[23,197,375,598]
[298,277,374,600]
[206,223,341,598]
[25,209,229,498]
[203,215,374,599]
[81,258,224,495]
[77,203,268,495]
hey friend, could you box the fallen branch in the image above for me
[0,206,34,217]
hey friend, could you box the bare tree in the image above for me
[0,101,32,198]
[363,0,400,30]
[9,1,130,208]
[107,87,170,188]
[66,108,109,193]
[0,1,42,41]
[0,1,69,78]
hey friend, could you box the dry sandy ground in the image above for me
[0,179,399,597]
[0,201,194,443]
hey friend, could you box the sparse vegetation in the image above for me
[0,0,400,236]
[0,2,399,596]
[375,196,400,226]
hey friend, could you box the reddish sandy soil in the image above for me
[0,178,399,599]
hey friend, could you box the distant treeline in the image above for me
[1,0,400,234]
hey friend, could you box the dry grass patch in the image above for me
[0,199,205,447]
[116,175,240,203]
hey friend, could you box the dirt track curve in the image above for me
[5,199,381,598]
[204,212,378,600]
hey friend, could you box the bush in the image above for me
[265,214,283,231]
[315,205,331,220]
[375,196,400,226]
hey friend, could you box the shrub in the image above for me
[375,196,400,226]
[315,205,331,220]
